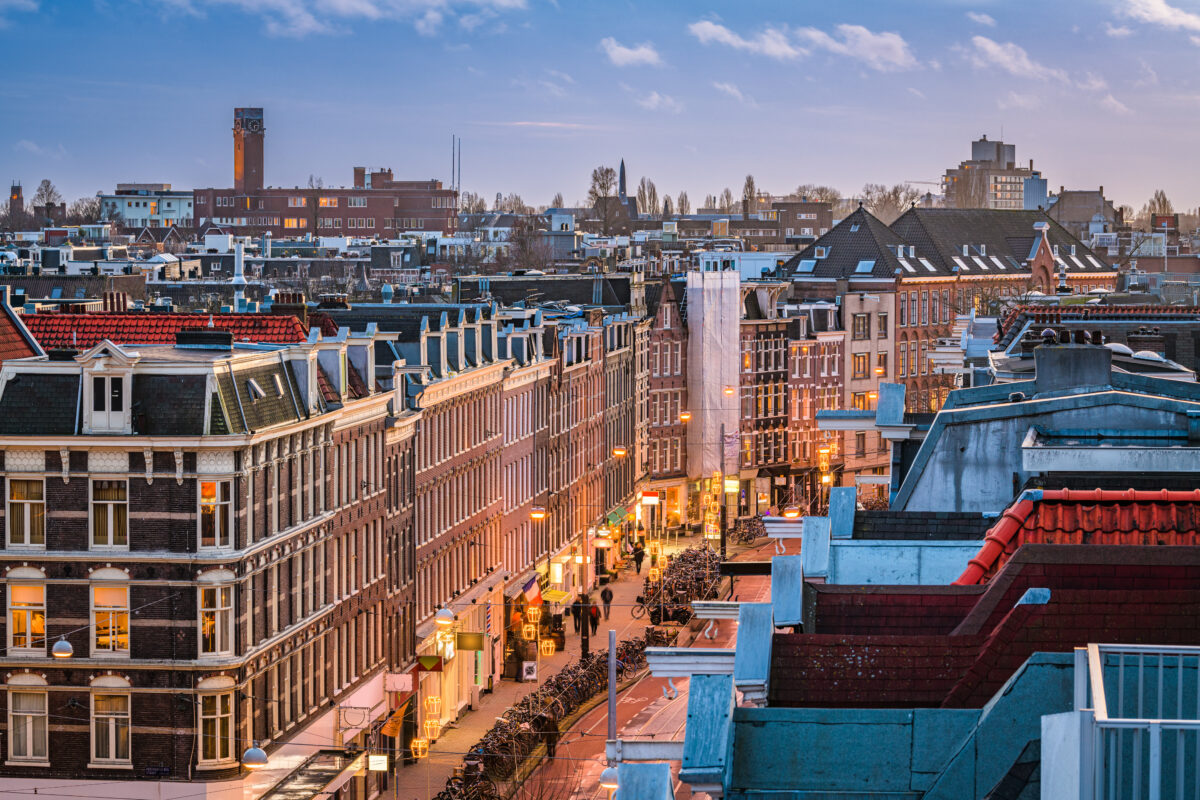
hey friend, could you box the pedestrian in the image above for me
[534,713,559,758]
[589,602,600,635]
[570,596,583,633]
[600,585,613,619]
[633,542,645,574]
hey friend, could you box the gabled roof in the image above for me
[0,300,43,361]
[23,312,309,349]
[889,208,1111,276]
[955,488,1200,584]
[781,206,908,280]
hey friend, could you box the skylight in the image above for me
[855,260,876,274]
[797,259,817,273]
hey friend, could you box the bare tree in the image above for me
[791,184,842,204]
[703,193,716,211]
[636,177,658,220]
[496,193,532,214]
[504,216,555,271]
[66,196,101,225]
[954,169,989,209]
[588,165,618,234]
[460,191,488,215]
[1139,189,1175,229]
[718,187,735,213]
[677,191,690,215]
[550,192,564,209]
[32,179,62,207]
[662,195,673,218]
[306,175,325,233]
[860,183,920,225]
[741,174,757,215]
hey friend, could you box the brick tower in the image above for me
[232,107,265,194]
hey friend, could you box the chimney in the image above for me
[1033,343,1112,396]
[353,167,366,189]
[1099,185,1104,197]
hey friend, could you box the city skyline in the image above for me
[4,0,1200,210]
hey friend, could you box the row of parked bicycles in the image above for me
[431,636,650,800]
[632,545,722,626]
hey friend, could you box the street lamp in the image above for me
[530,505,547,520]
[612,446,628,458]
[783,505,800,519]
[52,636,73,658]
[599,765,620,794]
[242,741,269,770]
[723,386,735,396]
[679,411,692,422]
[435,607,455,628]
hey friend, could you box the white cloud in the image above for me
[1121,0,1200,33]
[963,36,1069,83]
[634,90,683,113]
[1105,22,1133,37]
[966,11,996,26]
[158,0,528,38]
[907,87,926,99]
[998,91,1041,110]
[1076,72,1107,92]
[712,81,757,107]
[13,139,65,159]
[599,37,662,67]
[795,24,918,72]
[687,19,803,60]
[546,69,574,85]
[1100,93,1132,114]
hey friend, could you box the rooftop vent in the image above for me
[47,348,78,361]
[175,329,234,350]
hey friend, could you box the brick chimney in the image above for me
[270,291,308,327]
[1126,326,1166,356]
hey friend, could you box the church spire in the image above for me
[618,159,627,200]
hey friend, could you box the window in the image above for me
[851,392,868,410]
[318,197,338,207]
[199,693,235,763]
[9,585,45,653]
[931,291,939,324]
[92,585,129,654]
[814,246,828,258]
[91,480,128,548]
[348,197,367,207]
[876,352,888,377]
[199,480,232,548]
[855,432,866,457]
[852,353,869,379]
[8,479,44,546]
[284,218,304,229]
[899,345,908,377]
[91,375,124,431]
[942,289,951,322]
[877,313,888,338]
[92,694,130,764]
[899,295,907,326]
[852,314,870,340]
[921,340,929,375]
[288,197,307,208]
[199,586,234,656]
[9,692,47,762]
[920,291,929,326]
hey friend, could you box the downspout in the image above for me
[278,351,304,419]
[227,362,249,432]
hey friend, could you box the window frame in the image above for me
[90,692,132,767]
[89,478,129,550]
[198,584,235,658]
[7,477,45,548]
[198,479,234,550]
[7,583,46,656]
[7,690,48,764]
[197,692,236,765]
[90,583,130,658]
[851,353,869,379]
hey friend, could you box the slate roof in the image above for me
[24,312,309,349]
[456,276,632,307]
[889,208,1111,276]
[0,372,80,434]
[781,206,910,280]
[955,488,1200,584]
[851,510,992,540]
[130,374,207,436]
[214,363,306,434]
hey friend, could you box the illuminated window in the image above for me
[318,197,339,207]
[92,585,129,655]
[199,480,233,548]
[199,693,235,763]
[8,585,45,653]
[199,585,234,656]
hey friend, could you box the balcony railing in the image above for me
[1077,643,1200,800]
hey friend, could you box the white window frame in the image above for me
[198,584,235,657]
[86,372,129,434]
[7,583,45,656]
[7,478,45,548]
[7,689,48,764]
[90,479,129,550]
[198,479,234,549]
[197,692,236,765]
[90,583,130,657]
[90,693,131,766]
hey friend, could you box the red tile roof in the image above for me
[0,308,41,362]
[954,489,1200,585]
[23,312,310,349]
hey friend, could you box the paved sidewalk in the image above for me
[391,536,696,799]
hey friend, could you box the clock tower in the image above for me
[233,107,265,194]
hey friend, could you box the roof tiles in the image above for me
[23,312,309,349]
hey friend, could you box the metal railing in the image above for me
[1080,644,1200,800]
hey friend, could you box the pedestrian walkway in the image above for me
[390,537,686,800]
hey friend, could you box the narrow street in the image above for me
[513,536,795,800]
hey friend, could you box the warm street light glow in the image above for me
[435,608,455,627]
[818,446,831,456]
[821,474,833,484]
[522,623,537,640]
[242,742,269,770]
[52,636,73,658]
[411,738,429,759]
[648,567,661,582]
[530,505,547,520]
[868,391,878,401]
[599,766,620,790]
[679,411,692,422]
[612,446,627,458]
[723,386,735,396]
[783,505,800,519]
[424,695,442,716]
[527,605,542,623]
[540,639,556,657]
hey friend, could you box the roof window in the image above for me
[855,260,876,274]
[246,379,266,402]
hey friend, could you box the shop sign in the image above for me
[456,631,485,651]
[384,673,413,692]
[522,661,538,681]
[416,656,443,673]
[642,491,660,505]
[723,478,739,493]
[368,755,389,772]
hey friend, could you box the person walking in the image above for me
[633,542,645,574]
[588,601,600,635]
[570,596,583,633]
[534,712,559,758]
[600,585,613,620]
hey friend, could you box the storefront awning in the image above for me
[260,750,360,800]
[607,510,624,525]
[543,589,570,604]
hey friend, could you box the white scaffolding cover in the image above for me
[686,269,741,480]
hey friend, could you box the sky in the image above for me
[3,0,1200,212]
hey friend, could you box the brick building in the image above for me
[194,108,457,239]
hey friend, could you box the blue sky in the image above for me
[3,0,1200,212]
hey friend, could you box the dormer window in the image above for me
[90,375,125,432]
[979,244,987,256]
[814,246,828,259]
[246,379,266,402]
[962,245,969,256]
